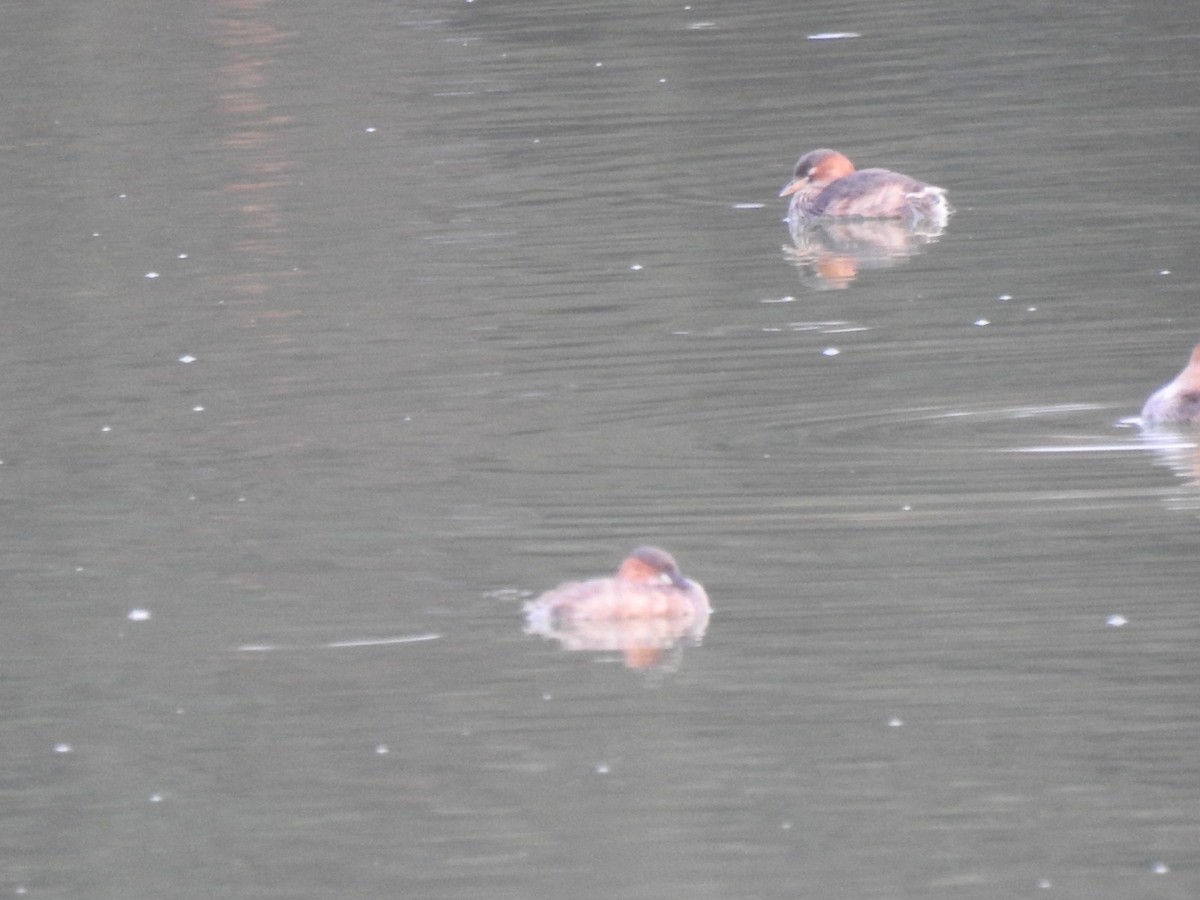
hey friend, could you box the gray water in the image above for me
[5,0,1200,897]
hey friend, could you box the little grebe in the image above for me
[780,149,950,227]
[1142,342,1200,425]
[523,546,710,626]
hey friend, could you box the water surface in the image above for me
[4,0,1200,897]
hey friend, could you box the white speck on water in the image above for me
[780,820,792,830]
[364,126,377,133]
[595,762,610,774]
[54,743,73,754]
[734,202,765,209]
[807,31,861,40]
[998,294,1013,301]
[658,78,667,83]
[1037,878,1052,889]
[177,253,188,259]
[127,608,151,622]
[149,792,164,803]
[101,425,112,432]
[145,271,159,279]
[974,319,990,326]
[375,744,389,755]
[1159,269,1171,276]
[629,263,643,271]
[1151,861,1169,874]
[822,347,840,356]
[1027,307,1037,312]
[179,354,196,364]
[901,505,912,511]
[888,717,904,727]
[1107,614,1128,627]
[542,693,553,700]
[192,405,204,412]
[688,21,716,29]
[594,61,603,67]
[760,295,795,303]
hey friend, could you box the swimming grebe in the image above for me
[1142,342,1200,425]
[523,546,710,626]
[780,149,951,227]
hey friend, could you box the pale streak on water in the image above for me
[4,0,1200,898]
[237,634,444,652]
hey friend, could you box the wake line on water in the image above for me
[1008,441,1195,454]
[237,633,442,652]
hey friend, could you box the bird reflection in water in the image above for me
[783,218,947,289]
[523,547,710,671]
[1136,427,1200,492]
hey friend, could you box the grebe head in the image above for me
[617,546,688,588]
[780,149,857,197]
